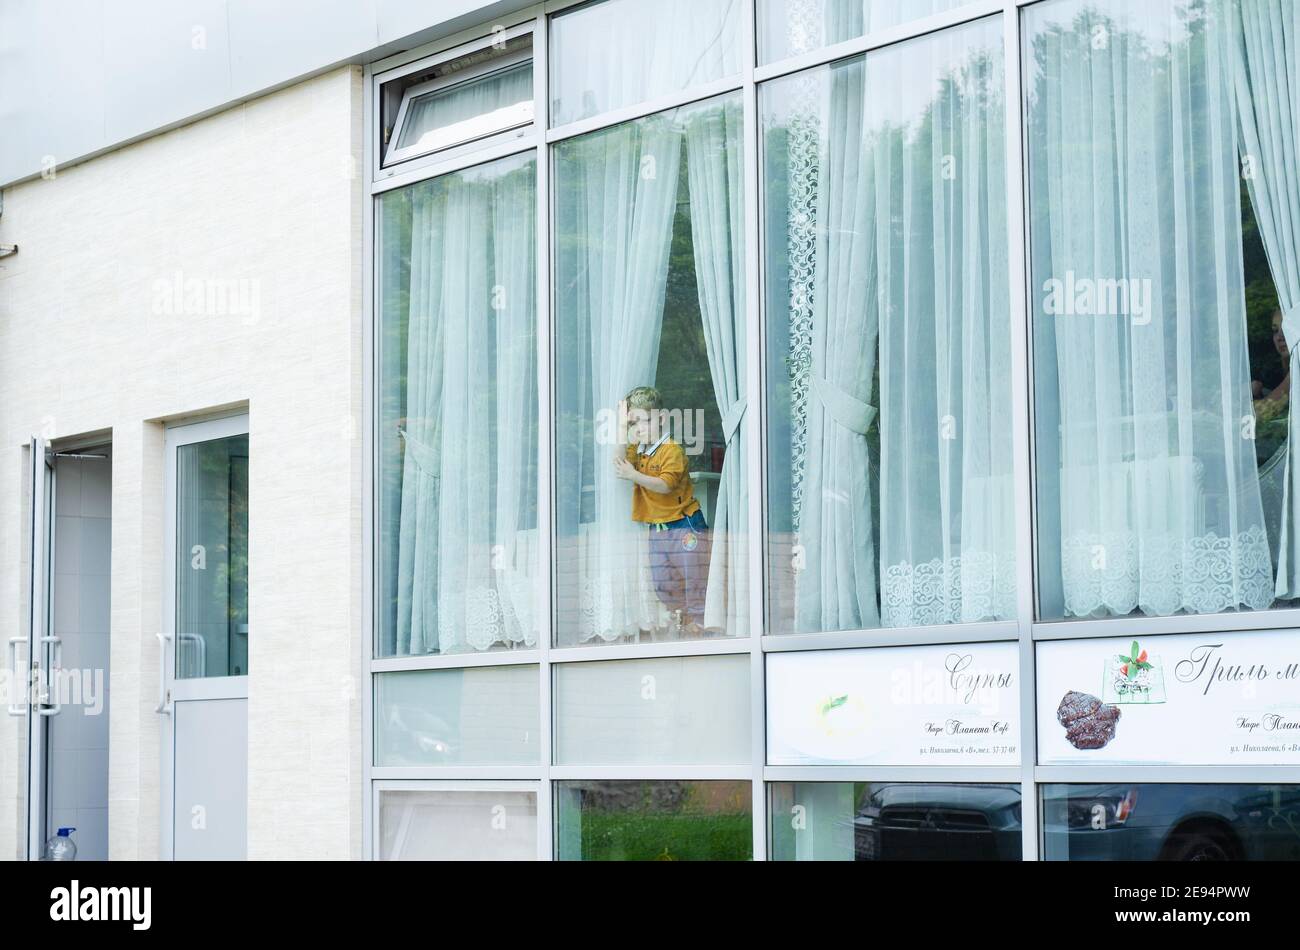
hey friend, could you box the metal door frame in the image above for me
[14,438,55,859]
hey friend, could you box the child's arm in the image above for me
[614,457,671,493]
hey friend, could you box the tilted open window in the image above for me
[383,27,534,167]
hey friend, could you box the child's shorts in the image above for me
[647,510,711,622]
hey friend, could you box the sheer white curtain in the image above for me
[1028,0,1272,618]
[877,23,1016,626]
[1232,0,1300,598]
[394,157,539,654]
[763,0,968,62]
[549,0,743,126]
[796,56,881,632]
[489,165,541,645]
[685,98,749,633]
[559,116,683,643]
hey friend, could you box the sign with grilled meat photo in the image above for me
[1038,629,1300,765]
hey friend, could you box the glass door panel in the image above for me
[175,434,249,679]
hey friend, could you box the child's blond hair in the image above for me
[624,386,662,411]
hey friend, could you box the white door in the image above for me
[9,438,54,859]
[160,415,249,860]
[11,438,114,860]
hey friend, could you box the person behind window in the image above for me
[1253,307,1291,424]
[613,386,711,637]
[1254,306,1292,569]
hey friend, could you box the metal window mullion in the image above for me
[545,76,746,144]
[373,778,545,792]
[765,766,1025,784]
[1034,608,1300,641]
[549,765,754,781]
[762,622,1021,653]
[534,8,556,864]
[1001,1,1039,863]
[371,766,546,782]
[371,650,543,673]
[373,133,542,194]
[741,0,768,864]
[547,638,754,664]
[1036,766,1300,785]
[362,60,378,861]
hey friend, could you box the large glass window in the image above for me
[1027,0,1288,622]
[757,0,975,66]
[553,94,748,646]
[374,666,540,766]
[549,0,742,127]
[762,17,1013,636]
[377,152,539,657]
[555,780,752,860]
[365,0,1300,864]
[1042,784,1300,861]
[770,783,1022,860]
[553,655,750,765]
[378,787,538,860]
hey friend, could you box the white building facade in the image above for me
[4,0,1300,862]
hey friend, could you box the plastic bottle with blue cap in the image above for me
[43,827,77,861]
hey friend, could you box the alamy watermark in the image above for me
[1043,270,1153,324]
[889,652,1015,718]
[0,666,105,715]
[595,403,706,456]
[50,881,151,930]
[151,270,261,324]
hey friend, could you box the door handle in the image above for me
[37,635,61,716]
[155,632,173,715]
[6,637,26,716]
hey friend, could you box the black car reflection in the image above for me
[850,783,1300,861]
[853,784,1021,861]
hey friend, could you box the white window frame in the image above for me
[382,21,537,168]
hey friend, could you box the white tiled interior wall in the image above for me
[46,452,112,860]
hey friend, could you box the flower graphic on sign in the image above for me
[1102,640,1167,705]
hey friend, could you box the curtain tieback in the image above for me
[721,398,747,445]
[1284,302,1300,353]
[813,375,876,435]
[398,427,440,475]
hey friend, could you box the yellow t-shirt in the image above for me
[626,438,700,524]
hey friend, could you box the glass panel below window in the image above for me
[1042,784,1300,861]
[374,665,540,766]
[770,783,1022,860]
[553,655,750,766]
[378,788,538,860]
[556,780,752,860]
